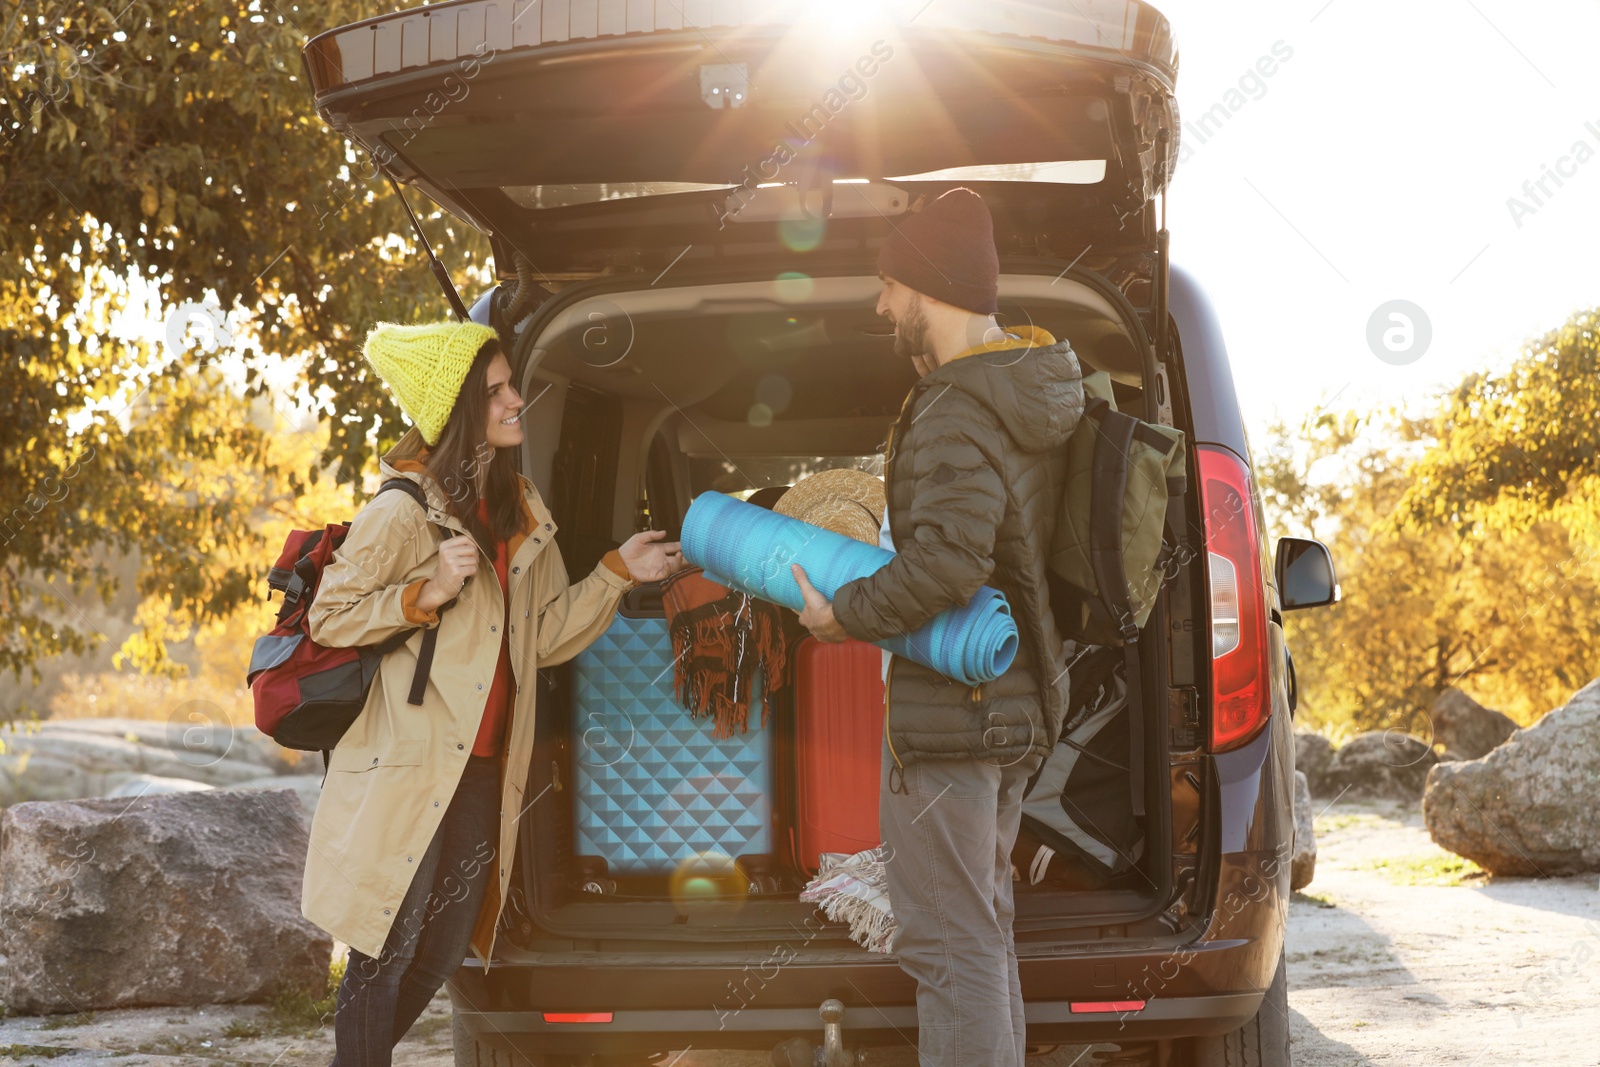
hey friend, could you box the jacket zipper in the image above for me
[883,653,907,794]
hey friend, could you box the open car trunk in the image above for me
[496,268,1203,945]
[301,0,1207,950]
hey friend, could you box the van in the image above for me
[302,3,1338,1064]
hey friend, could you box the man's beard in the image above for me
[891,294,929,361]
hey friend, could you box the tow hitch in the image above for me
[771,999,864,1067]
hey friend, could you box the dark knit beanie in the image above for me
[876,187,999,314]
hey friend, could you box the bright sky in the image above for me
[1153,0,1600,440]
[123,0,1600,449]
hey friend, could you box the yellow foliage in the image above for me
[37,399,352,749]
[47,669,249,727]
[192,417,361,692]
[1268,308,1600,735]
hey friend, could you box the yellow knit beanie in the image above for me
[362,321,500,446]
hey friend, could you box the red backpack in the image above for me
[247,479,453,773]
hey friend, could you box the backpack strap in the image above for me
[377,476,430,512]
[375,477,458,708]
[1087,409,1146,819]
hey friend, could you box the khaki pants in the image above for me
[880,738,1043,1067]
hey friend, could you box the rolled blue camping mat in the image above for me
[681,491,1018,686]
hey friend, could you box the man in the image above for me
[791,187,1085,1067]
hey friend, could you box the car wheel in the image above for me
[1184,950,1291,1067]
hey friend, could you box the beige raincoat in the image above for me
[300,428,636,966]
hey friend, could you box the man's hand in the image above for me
[792,564,850,643]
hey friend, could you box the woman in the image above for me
[302,320,685,1065]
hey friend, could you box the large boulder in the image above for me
[28,716,301,774]
[1326,731,1437,799]
[0,788,328,1014]
[1429,689,1518,760]
[1293,732,1335,795]
[1290,770,1316,891]
[1423,680,1600,876]
[105,774,215,798]
[222,773,324,830]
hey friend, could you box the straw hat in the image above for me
[772,469,886,546]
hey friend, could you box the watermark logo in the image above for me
[557,298,635,369]
[576,707,638,769]
[1505,120,1600,230]
[1175,40,1295,167]
[162,297,242,361]
[2,36,97,147]
[1366,300,1432,366]
[312,41,499,230]
[715,40,896,229]
[165,700,235,768]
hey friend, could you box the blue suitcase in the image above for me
[571,612,772,875]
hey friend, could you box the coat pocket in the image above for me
[327,737,428,773]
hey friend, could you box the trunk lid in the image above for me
[302,0,1178,276]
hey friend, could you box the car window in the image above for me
[885,160,1107,184]
[502,162,1105,211]
[502,182,735,209]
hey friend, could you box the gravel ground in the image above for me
[1285,795,1599,1066]
[1,797,1594,1066]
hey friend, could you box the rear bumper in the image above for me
[449,896,1280,1055]
[457,659,1295,1056]
[452,993,1264,1054]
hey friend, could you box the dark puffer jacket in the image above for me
[833,326,1085,768]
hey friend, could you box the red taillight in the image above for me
[542,1012,613,1023]
[1070,1000,1146,1013]
[1199,445,1272,751]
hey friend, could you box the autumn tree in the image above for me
[2,0,490,678]
[1266,307,1600,733]
[1399,309,1600,541]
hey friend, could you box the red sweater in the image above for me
[472,500,513,757]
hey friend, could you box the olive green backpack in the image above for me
[1046,371,1187,815]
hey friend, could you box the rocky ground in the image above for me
[0,796,1593,1066]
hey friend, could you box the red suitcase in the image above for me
[791,636,886,872]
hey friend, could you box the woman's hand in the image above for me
[619,529,686,583]
[416,534,479,613]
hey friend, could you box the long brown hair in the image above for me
[424,339,524,551]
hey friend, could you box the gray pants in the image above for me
[880,738,1043,1067]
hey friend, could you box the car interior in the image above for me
[504,268,1183,939]
[526,274,1147,560]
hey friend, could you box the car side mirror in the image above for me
[1274,537,1339,611]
